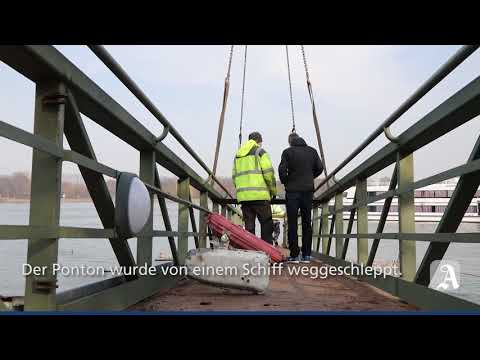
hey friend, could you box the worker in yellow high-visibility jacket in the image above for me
[232,132,277,244]
[271,204,285,218]
[271,204,285,247]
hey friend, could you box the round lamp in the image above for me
[115,172,152,238]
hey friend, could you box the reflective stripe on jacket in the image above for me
[232,139,277,202]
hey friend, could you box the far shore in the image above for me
[0,195,201,204]
[0,198,94,203]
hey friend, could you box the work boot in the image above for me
[286,255,300,264]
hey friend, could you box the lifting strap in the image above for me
[285,45,296,133]
[211,45,234,180]
[238,45,248,147]
[301,45,329,181]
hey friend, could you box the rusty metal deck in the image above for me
[129,259,417,311]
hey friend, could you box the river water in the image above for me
[1,201,479,305]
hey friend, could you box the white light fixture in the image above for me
[115,172,151,238]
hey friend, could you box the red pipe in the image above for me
[207,213,285,263]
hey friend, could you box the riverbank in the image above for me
[0,198,94,203]
[0,194,200,203]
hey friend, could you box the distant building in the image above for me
[331,179,480,222]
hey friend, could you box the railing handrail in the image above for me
[314,45,479,196]
[88,45,234,199]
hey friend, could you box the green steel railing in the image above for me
[0,45,241,311]
[310,45,480,310]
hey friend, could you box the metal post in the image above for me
[154,170,178,265]
[24,82,65,310]
[356,179,368,264]
[188,193,199,249]
[341,188,357,260]
[283,215,288,248]
[312,208,319,252]
[316,214,322,252]
[321,203,329,254]
[138,151,155,267]
[177,177,190,265]
[221,205,227,217]
[198,191,209,248]
[398,152,416,281]
[335,193,344,258]
[327,214,335,255]
[298,215,302,247]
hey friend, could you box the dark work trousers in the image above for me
[241,200,274,244]
[286,191,313,257]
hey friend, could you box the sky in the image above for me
[0,45,479,184]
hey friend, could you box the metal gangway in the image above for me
[0,45,479,311]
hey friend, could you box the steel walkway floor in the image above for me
[129,259,417,311]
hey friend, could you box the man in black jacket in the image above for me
[279,132,323,263]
